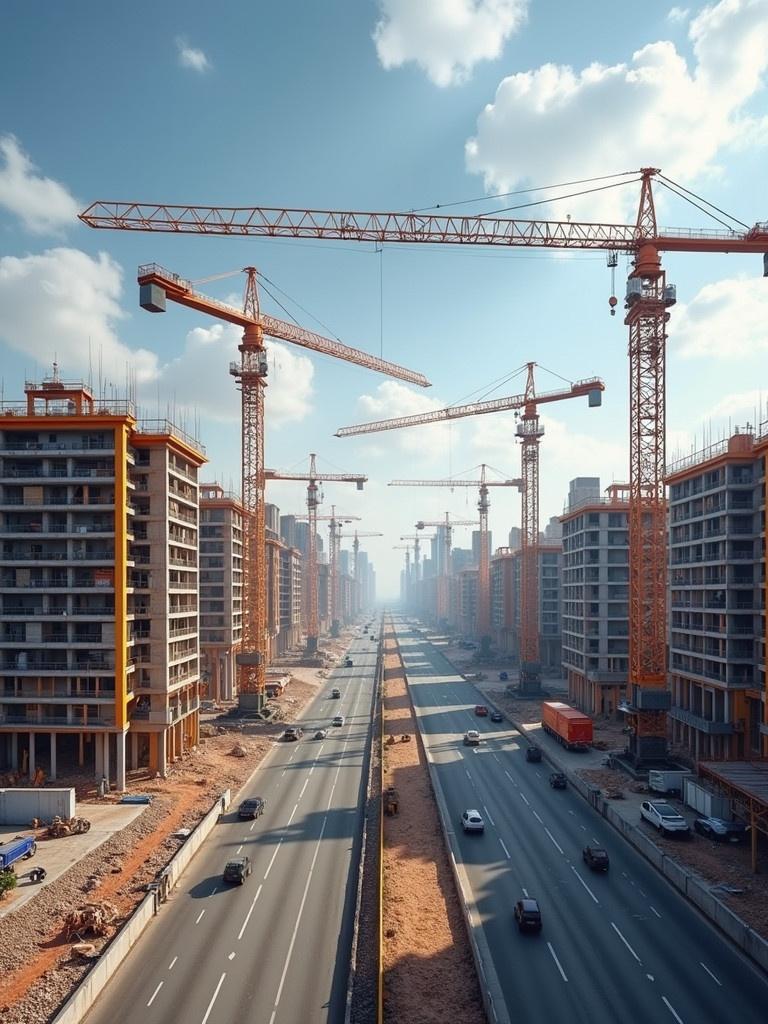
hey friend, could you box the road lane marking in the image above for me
[580,825,587,831]
[201,972,227,1024]
[519,792,530,806]
[568,810,575,816]
[299,778,309,800]
[650,906,662,918]
[570,865,599,904]
[309,766,315,776]
[465,769,473,780]
[287,803,299,825]
[662,996,684,1023]
[483,805,495,826]
[547,942,568,982]
[264,840,284,879]
[522,887,529,897]
[250,822,256,831]
[281,768,287,777]
[544,828,564,855]
[592,838,600,845]
[532,810,543,823]
[499,838,511,860]
[195,909,205,924]
[168,957,177,971]
[211,887,218,895]
[236,845,243,854]
[700,962,722,986]
[535,771,542,778]
[504,770,517,787]
[611,921,642,963]
[146,982,163,1007]
[228,951,236,960]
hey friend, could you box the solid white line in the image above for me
[146,981,163,1007]
[662,996,685,1024]
[700,962,722,986]
[532,810,543,823]
[483,805,495,826]
[544,828,564,855]
[201,973,226,1024]
[195,909,205,924]
[499,838,511,860]
[264,840,284,879]
[519,792,530,806]
[238,884,263,940]
[168,956,177,971]
[611,921,642,963]
[547,942,568,982]
[236,845,243,854]
[650,905,662,919]
[570,865,599,904]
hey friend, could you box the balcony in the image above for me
[0,712,114,728]
[668,706,734,735]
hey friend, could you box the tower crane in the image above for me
[391,467,523,654]
[392,544,413,605]
[415,515,479,626]
[293,514,360,641]
[266,449,365,652]
[338,530,384,619]
[399,533,435,582]
[351,368,602,687]
[80,170,768,759]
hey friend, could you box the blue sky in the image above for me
[1,0,767,596]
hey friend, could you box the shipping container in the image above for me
[541,701,593,751]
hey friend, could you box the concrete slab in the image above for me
[0,802,145,920]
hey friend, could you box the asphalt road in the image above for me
[393,618,768,1024]
[84,630,378,1024]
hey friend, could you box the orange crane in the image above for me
[348,368,603,687]
[81,171,768,760]
[415,515,479,626]
[390,466,522,654]
[135,265,425,707]
[338,530,383,620]
[265,453,365,652]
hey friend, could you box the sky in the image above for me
[1,0,767,598]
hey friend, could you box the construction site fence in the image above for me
[52,788,232,1024]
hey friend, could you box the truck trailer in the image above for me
[0,835,37,872]
[541,701,593,751]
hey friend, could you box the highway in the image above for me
[84,631,378,1024]
[393,618,768,1024]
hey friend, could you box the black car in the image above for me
[582,845,610,871]
[238,797,265,820]
[514,897,542,932]
[549,772,567,789]
[223,857,251,885]
[526,746,542,763]
[490,711,503,723]
[694,817,749,843]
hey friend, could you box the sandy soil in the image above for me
[382,624,484,1024]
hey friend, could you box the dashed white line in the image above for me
[544,828,564,855]
[547,942,568,982]
[146,981,163,1007]
[236,845,243,854]
[264,840,284,879]
[568,810,575,816]
[201,972,227,1024]
[700,962,722,986]
[299,778,309,800]
[611,921,642,964]
[650,906,662,919]
[499,838,511,860]
[522,887,529,897]
[504,770,517,786]
[228,951,236,961]
[580,824,587,831]
[532,810,543,823]
[519,792,530,806]
[287,803,299,825]
[662,996,684,1023]
[195,909,205,924]
[483,805,495,827]
[249,822,256,831]
[238,884,263,940]
[465,769,473,780]
[168,956,177,971]
[309,766,315,776]
[570,865,599,904]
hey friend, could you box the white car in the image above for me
[463,730,481,747]
[640,800,690,836]
[461,809,485,833]
[332,715,345,727]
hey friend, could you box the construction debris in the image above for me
[64,901,119,941]
[228,743,247,758]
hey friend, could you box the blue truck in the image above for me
[0,835,37,872]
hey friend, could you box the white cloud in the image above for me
[0,248,158,383]
[667,6,690,21]
[156,321,314,425]
[671,276,768,358]
[709,389,766,419]
[350,380,461,459]
[466,0,768,220]
[373,0,528,87]
[0,136,79,234]
[176,38,211,73]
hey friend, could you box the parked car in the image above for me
[549,772,567,789]
[331,688,341,699]
[223,857,251,885]
[314,729,327,740]
[474,705,489,717]
[640,800,691,837]
[526,746,542,763]
[282,726,303,742]
[332,715,345,727]
[582,846,610,871]
[693,817,749,843]
[514,897,542,932]
[238,797,265,820]
[461,809,485,833]
[490,710,503,723]
[463,730,481,747]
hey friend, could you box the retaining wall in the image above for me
[0,788,75,824]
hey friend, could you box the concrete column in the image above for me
[10,733,18,771]
[78,733,84,767]
[50,733,57,781]
[116,731,126,792]
[103,732,110,786]
[157,730,167,778]
[28,733,36,780]
[95,733,103,777]
[130,731,139,771]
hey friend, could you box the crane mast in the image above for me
[416,516,478,626]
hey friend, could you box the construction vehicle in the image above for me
[80,170,768,763]
[541,701,593,752]
[0,835,37,872]
[45,816,92,838]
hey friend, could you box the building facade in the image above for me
[199,484,243,702]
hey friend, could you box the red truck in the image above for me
[541,701,593,752]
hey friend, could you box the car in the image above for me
[461,809,485,833]
[370,635,376,640]
[582,845,610,871]
[693,817,749,843]
[549,772,567,789]
[490,710,503,723]
[640,800,691,836]
[474,705,489,717]
[514,898,542,932]
[314,729,327,740]
[463,730,481,747]
[331,688,341,699]
[345,658,354,667]
[237,797,265,820]
[332,715,345,727]
[223,857,251,885]
[526,746,542,763]
[282,725,303,742]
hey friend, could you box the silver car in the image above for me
[461,809,485,833]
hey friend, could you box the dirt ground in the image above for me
[0,665,326,1024]
[382,625,484,1024]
